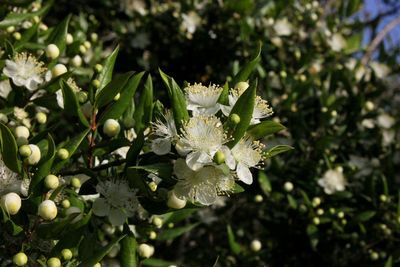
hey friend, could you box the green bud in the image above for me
[254,194,263,203]
[379,194,388,202]
[213,150,225,164]
[61,199,71,209]
[57,148,69,160]
[229,113,241,125]
[113,93,120,101]
[44,174,59,190]
[149,231,157,240]
[71,177,81,188]
[61,249,73,260]
[95,64,103,73]
[13,252,28,266]
[36,112,47,124]
[19,145,32,157]
[313,217,320,225]
[92,79,100,88]
[123,117,135,128]
[370,251,379,261]
[47,257,61,267]
[77,91,88,103]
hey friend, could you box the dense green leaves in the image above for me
[226,225,241,255]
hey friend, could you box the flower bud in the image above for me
[138,244,155,259]
[152,216,163,228]
[66,33,74,44]
[114,93,120,101]
[337,211,345,218]
[254,194,263,203]
[61,249,73,260]
[15,126,30,139]
[283,181,294,192]
[365,101,374,111]
[313,217,320,225]
[44,174,59,190]
[0,113,8,123]
[45,44,60,59]
[379,194,388,202]
[36,112,47,124]
[235,81,249,91]
[77,91,88,103]
[52,64,68,77]
[79,45,87,54]
[213,150,225,164]
[1,192,21,215]
[312,197,321,207]
[229,113,241,125]
[316,208,324,215]
[92,79,100,88]
[370,251,379,261]
[47,257,61,267]
[103,119,120,137]
[13,252,28,266]
[71,55,82,67]
[13,32,21,40]
[91,33,98,42]
[148,181,157,192]
[62,199,71,209]
[57,148,69,160]
[250,239,262,252]
[167,190,186,209]
[26,144,41,165]
[83,41,91,49]
[95,64,103,73]
[19,145,32,157]
[6,26,15,33]
[149,231,157,240]
[71,177,81,188]
[93,263,101,267]
[38,199,58,220]
[108,243,120,258]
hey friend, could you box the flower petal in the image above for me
[237,163,253,184]
[108,208,127,226]
[92,198,110,217]
[151,138,171,155]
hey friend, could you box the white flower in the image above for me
[377,113,395,129]
[273,19,293,36]
[0,79,12,99]
[125,128,137,142]
[318,168,346,194]
[328,33,346,52]
[56,78,81,109]
[113,146,130,158]
[0,157,29,196]
[178,115,228,170]
[229,137,264,184]
[185,83,222,116]
[221,87,273,125]
[181,11,201,34]
[173,159,235,205]
[3,52,47,91]
[151,110,177,155]
[93,179,139,226]
[369,62,390,79]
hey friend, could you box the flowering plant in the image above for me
[0,2,289,265]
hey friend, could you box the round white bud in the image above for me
[45,44,60,59]
[15,126,30,139]
[66,33,74,44]
[95,64,103,72]
[26,144,41,165]
[103,119,120,137]
[138,244,155,259]
[79,45,87,54]
[13,32,21,40]
[36,112,47,124]
[52,64,67,77]
[38,200,58,220]
[283,181,294,192]
[152,217,163,228]
[254,194,263,203]
[149,231,157,240]
[13,252,28,266]
[44,174,59,190]
[61,249,73,260]
[312,197,321,207]
[71,177,81,188]
[167,190,186,209]
[61,199,71,209]
[365,101,374,111]
[71,55,83,67]
[1,192,22,215]
[57,148,69,160]
[83,41,91,49]
[250,239,262,252]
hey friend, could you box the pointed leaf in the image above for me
[120,234,138,267]
[0,122,21,173]
[230,42,262,86]
[61,79,89,127]
[264,145,294,158]
[0,1,53,28]
[46,15,71,56]
[247,120,286,139]
[95,71,133,109]
[157,223,199,241]
[97,46,120,93]
[133,74,153,132]
[226,225,241,255]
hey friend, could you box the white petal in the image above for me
[186,151,211,171]
[151,138,171,155]
[109,208,127,226]
[56,89,64,108]
[220,105,232,117]
[220,145,235,170]
[237,163,253,184]
[174,158,194,180]
[0,80,12,99]
[196,183,217,205]
[92,198,110,217]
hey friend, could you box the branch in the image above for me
[361,16,400,65]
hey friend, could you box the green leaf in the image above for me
[98,71,144,125]
[95,72,133,109]
[212,256,220,267]
[129,163,172,180]
[226,225,241,255]
[344,32,362,54]
[0,122,22,173]
[97,46,120,92]
[77,235,126,267]
[306,224,318,236]
[354,211,376,222]
[52,128,90,172]
[159,69,189,130]
[0,0,53,28]
[264,145,294,158]
[37,213,80,239]
[29,134,56,193]
[247,120,286,139]
[125,130,144,167]
[230,42,261,86]
[258,172,271,195]
[384,256,393,267]
[233,183,245,193]
[46,15,71,56]
[163,209,198,225]
[60,79,89,127]
[142,259,176,267]
[287,194,298,209]
[1,207,23,235]
[157,223,199,241]
[14,23,39,51]
[133,74,153,132]
[227,81,257,148]
[120,234,138,267]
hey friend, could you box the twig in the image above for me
[361,16,400,65]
